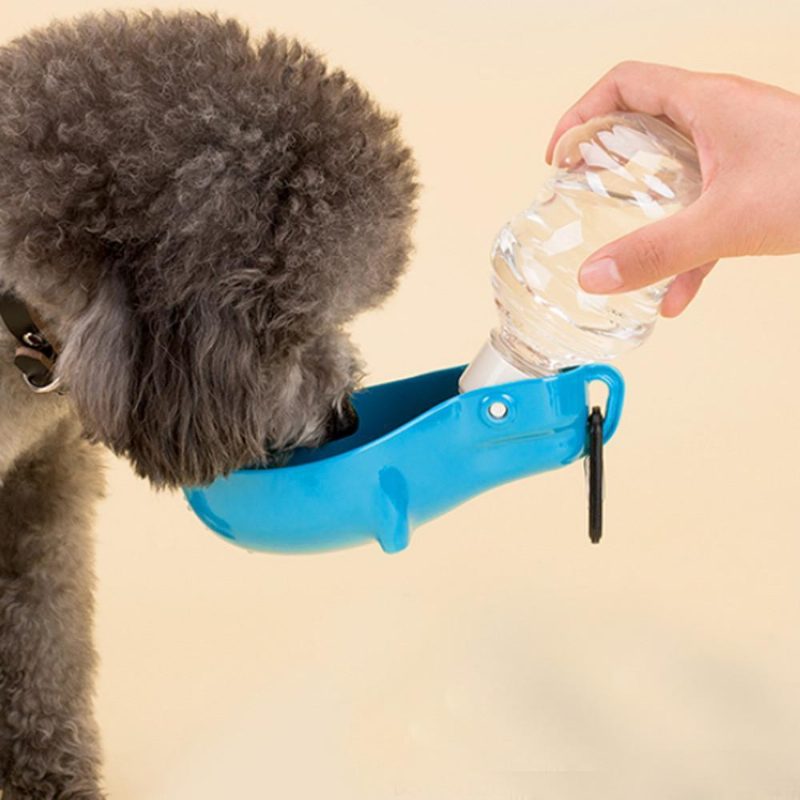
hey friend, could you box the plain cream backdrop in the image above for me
[2,1,800,798]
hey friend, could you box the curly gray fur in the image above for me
[0,7,418,487]
[0,9,418,798]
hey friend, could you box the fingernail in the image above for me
[579,257,623,293]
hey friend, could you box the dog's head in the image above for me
[0,11,418,486]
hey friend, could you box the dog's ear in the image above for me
[57,271,279,488]
[56,270,138,455]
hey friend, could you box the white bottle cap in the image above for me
[459,340,531,393]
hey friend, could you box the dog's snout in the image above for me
[324,397,359,443]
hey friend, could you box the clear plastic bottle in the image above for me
[459,112,702,392]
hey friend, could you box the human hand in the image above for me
[546,62,800,316]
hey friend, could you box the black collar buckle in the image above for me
[0,291,62,394]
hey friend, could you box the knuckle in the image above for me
[714,71,746,88]
[610,59,651,80]
[633,233,666,283]
[704,71,750,100]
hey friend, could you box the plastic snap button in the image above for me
[488,401,508,420]
[480,393,516,426]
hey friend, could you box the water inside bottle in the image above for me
[490,114,701,376]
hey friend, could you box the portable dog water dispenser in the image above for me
[183,362,624,553]
[181,112,709,554]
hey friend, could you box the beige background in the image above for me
[2,1,800,798]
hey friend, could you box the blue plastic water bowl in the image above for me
[183,362,625,554]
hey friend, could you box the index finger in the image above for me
[545,61,696,163]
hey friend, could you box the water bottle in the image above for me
[459,112,702,392]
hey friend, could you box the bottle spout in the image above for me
[459,339,533,393]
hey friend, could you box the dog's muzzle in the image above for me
[324,396,359,443]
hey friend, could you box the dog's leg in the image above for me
[0,416,106,800]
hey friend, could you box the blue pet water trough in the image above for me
[183,362,625,553]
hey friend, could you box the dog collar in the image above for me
[0,291,62,393]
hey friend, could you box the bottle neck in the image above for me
[459,338,550,393]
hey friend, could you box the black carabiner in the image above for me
[586,406,605,543]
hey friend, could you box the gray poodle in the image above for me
[0,9,418,798]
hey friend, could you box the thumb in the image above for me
[578,196,725,294]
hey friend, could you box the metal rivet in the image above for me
[488,401,508,420]
[21,372,62,394]
[22,331,46,349]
